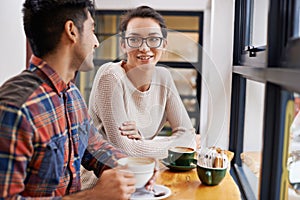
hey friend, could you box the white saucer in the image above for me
[130,184,171,200]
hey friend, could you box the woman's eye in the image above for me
[149,37,158,42]
[129,38,139,43]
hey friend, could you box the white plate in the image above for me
[130,184,171,200]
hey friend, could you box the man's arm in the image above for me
[0,104,35,199]
[80,119,127,175]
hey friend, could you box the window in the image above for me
[233,0,269,67]
[241,80,265,199]
[230,0,300,199]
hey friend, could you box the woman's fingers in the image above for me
[119,121,142,139]
[120,130,137,136]
[120,121,136,131]
[127,134,142,139]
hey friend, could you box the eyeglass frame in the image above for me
[123,36,165,48]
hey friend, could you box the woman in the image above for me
[89,6,198,159]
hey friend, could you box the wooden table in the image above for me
[156,164,241,200]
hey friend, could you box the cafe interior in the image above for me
[1,0,300,199]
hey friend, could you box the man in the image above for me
[0,1,155,199]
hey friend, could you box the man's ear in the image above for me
[65,20,78,43]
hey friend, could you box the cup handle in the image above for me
[206,171,212,185]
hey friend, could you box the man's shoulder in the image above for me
[0,70,43,108]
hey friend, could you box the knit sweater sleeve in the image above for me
[162,68,197,149]
[89,64,196,159]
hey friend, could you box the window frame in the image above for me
[230,0,300,199]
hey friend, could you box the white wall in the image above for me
[200,0,235,149]
[95,0,210,10]
[0,0,26,85]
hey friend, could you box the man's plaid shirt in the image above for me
[0,55,125,199]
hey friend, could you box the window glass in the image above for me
[164,16,199,31]
[95,35,120,60]
[95,15,118,34]
[250,0,269,47]
[167,68,199,127]
[160,32,199,62]
[292,0,300,37]
[242,80,265,199]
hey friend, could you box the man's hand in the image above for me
[93,167,136,200]
[63,167,136,200]
[145,159,159,191]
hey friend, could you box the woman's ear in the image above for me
[65,20,78,43]
[162,39,168,49]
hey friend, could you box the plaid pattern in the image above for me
[0,55,126,199]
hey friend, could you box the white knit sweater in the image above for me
[88,61,196,159]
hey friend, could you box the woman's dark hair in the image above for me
[119,6,167,39]
[23,0,94,57]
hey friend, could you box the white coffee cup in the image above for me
[117,157,155,188]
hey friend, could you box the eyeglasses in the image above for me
[124,36,164,48]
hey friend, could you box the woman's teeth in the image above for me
[137,55,153,60]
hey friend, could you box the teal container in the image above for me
[197,165,226,186]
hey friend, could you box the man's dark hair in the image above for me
[119,6,167,39]
[23,0,94,57]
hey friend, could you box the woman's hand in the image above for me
[119,121,142,140]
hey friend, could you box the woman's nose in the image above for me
[139,40,150,52]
